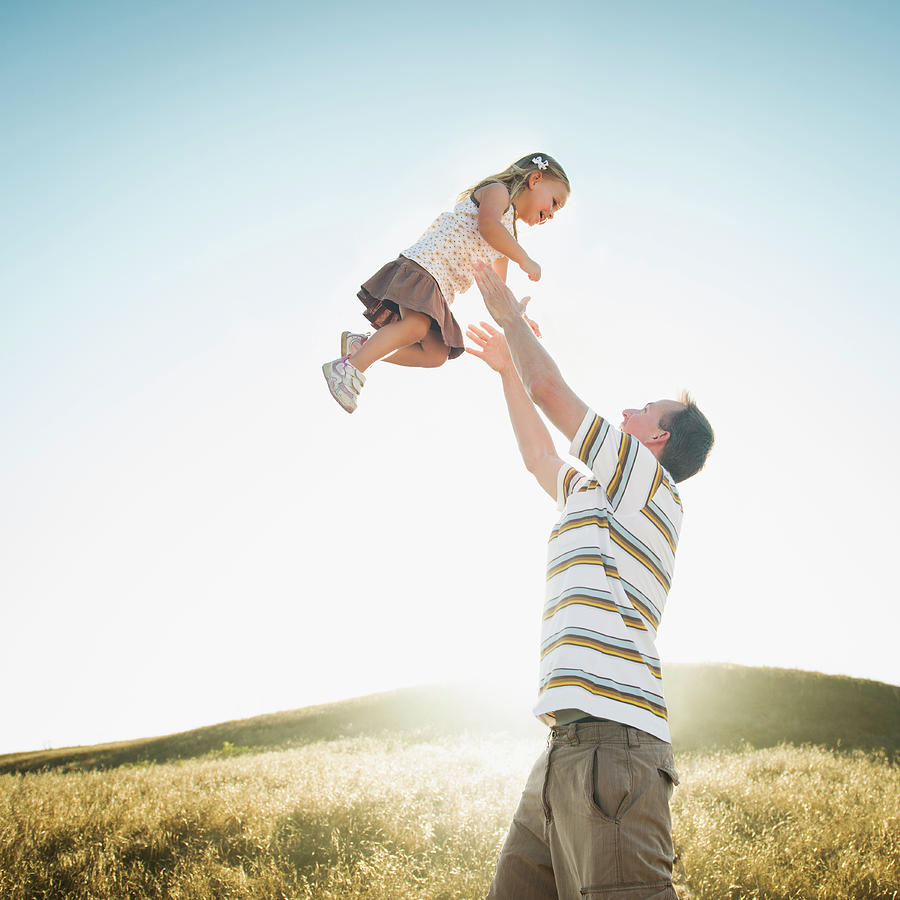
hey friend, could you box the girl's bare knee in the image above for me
[423,345,450,368]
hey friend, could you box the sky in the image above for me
[2,1,898,755]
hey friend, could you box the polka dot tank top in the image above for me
[401,190,516,306]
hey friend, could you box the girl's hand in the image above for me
[520,257,541,281]
[465,322,513,373]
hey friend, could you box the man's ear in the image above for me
[649,430,670,448]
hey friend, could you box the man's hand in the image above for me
[474,260,531,327]
[465,321,513,373]
[474,260,587,441]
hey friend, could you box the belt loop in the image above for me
[571,724,579,745]
[627,726,640,747]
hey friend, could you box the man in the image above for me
[467,262,714,900]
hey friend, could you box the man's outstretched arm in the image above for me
[465,322,563,499]
[473,262,587,441]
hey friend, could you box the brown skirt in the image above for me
[357,255,465,360]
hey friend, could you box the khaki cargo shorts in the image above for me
[487,720,680,900]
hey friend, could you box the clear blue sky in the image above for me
[2,1,898,754]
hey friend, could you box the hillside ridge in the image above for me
[2,663,898,774]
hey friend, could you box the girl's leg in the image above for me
[348,309,431,372]
[348,308,449,370]
[383,326,450,368]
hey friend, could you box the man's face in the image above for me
[621,399,684,446]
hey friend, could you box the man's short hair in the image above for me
[659,391,714,483]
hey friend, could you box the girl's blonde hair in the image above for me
[458,153,570,237]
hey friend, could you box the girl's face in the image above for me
[515,173,569,226]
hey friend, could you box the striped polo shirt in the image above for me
[533,408,683,742]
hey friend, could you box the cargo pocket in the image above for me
[658,764,679,801]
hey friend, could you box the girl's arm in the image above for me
[475,183,539,278]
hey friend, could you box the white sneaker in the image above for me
[341,331,369,357]
[322,357,366,413]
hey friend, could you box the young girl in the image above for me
[322,152,570,412]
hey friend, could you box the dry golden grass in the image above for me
[672,745,900,900]
[1,735,897,899]
[0,735,537,899]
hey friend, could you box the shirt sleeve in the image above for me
[556,462,594,511]
[569,407,664,512]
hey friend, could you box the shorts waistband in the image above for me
[548,719,648,746]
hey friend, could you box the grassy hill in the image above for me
[2,663,898,900]
[666,663,900,752]
[2,663,898,775]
